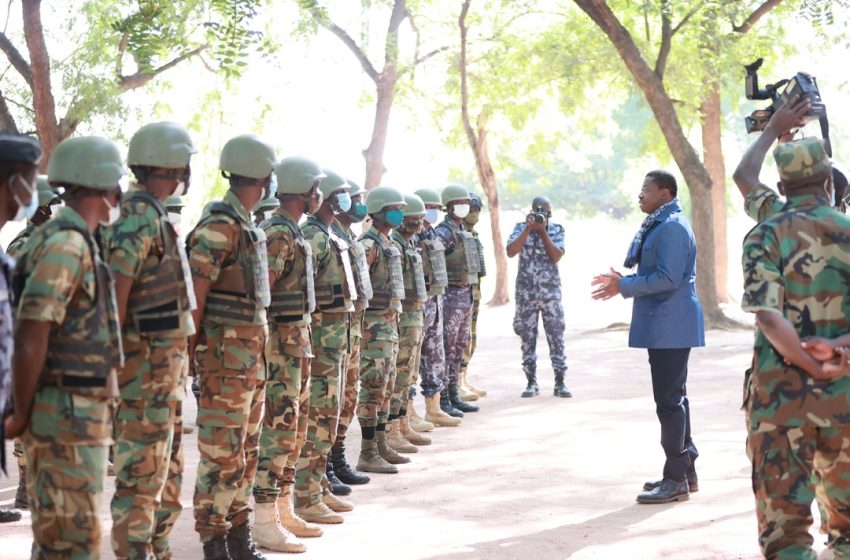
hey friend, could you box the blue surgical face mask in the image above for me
[425,208,440,225]
[384,208,404,227]
[347,202,368,222]
[11,174,38,222]
[334,191,352,213]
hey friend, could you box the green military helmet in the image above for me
[403,193,426,216]
[469,192,483,210]
[220,134,277,179]
[254,196,278,213]
[165,196,184,211]
[127,121,197,169]
[48,136,126,190]
[347,179,366,198]
[441,184,469,206]
[366,185,406,214]
[319,168,349,198]
[36,175,57,206]
[414,187,441,207]
[276,156,325,194]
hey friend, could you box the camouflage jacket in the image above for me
[745,183,785,224]
[6,222,34,259]
[360,226,399,345]
[507,221,564,302]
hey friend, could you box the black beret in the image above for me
[0,131,42,165]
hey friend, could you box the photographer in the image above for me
[506,196,570,399]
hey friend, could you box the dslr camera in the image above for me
[528,211,547,225]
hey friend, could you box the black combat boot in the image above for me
[14,463,27,509]
[226,521,266,560]
[448,383,479,413]
[0,508,22,523]
[521,371,539,398]
[331,442,370,485]
[326,452,352,495]
[202,535,231,560]
[553,371,572,398]
[440,391,464,418]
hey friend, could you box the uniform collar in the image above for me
[55,206,92,232]
[785,192,832,209]
[273,207,299,225]
[222,190,252,225]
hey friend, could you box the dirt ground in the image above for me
[0,301,832,560]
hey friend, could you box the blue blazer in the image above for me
[620,202,705,349]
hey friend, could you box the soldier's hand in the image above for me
[765,95,810,138]
[4,412,28,439]
[801,336,837,361]
[816,347,850,380]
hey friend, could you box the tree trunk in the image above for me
[21,0,59,169]
[362,73,396,190]
[699,82,729,303]
[0,90,18,131]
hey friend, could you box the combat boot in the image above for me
[252,502,305,553]
[279,486,323,538]
[330,442,370,485]
[325,453,352,495]
[387,419,418,454]
[521,371,539,398]
[295,501,344,525]
[458,368,479,401]
[0,508,22,523]
[425,394,461,427]
[357,438,398,474]
[322,491,354,513]
[226,521,267,560]
[439,391,464,418]
[14,462,27,509]
[464,368,488,397]
[400,415,431,446]
[407,400,435,432]
[377,430,411,464]
[553,371,572,398]
[202,535,231,560]
[449,383,479,413]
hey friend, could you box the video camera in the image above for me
[744,58,831,155]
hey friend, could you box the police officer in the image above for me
[187,134,276,560]
[458,193,487,401]
[413,187,457,429]
[356,186,407,473]
[295,169,356,523]
[435,185,480,415]
[6,136,125,558]
[506,196,570,398]
[253,156,324,552]
[6,175,61,257]
[109,122,197,560]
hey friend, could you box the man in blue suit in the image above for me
[592,170,705,504]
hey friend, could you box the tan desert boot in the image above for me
[357,438,398,474]
[458,368,479,401]
[377,430,411,464]
[295,501,344,525]
[253,501,306,553]
[387,419,418,453]
[400,415,431,446]
[279,486,323,538]
[424,394,461,427]
[407,400,435,432]
[322,491,354,513]
[464,368,488,397]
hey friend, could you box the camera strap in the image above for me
[819,115,832,157]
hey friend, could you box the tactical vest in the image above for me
[392,231,427,311]
[303,217,355,314]
[440,220,480,286]
[418,231,448,297]
[263,214,316,322]
[192,202,269,327]
[333,221,373,312]
[473,231,487,278]
[360,230,404,310]
[123,191,195,338]
[14,219,123,397]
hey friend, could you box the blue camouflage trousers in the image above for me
[443,287,473,386]
[416,295,446,398]
[512,295,567,375]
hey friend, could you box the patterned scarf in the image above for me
[623,198,678,268]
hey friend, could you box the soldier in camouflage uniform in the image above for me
[387,194,431,451]
[458,193,487,401]
[6,136,125,558]
[252,156,325,552]
[357,186,407,473]
[739,137,850,558]
[0,132,42,525]
[187,135,276,560]
[108,122,197,560]
[328,180,372,488]
[506,196,570,398]
[412,187,457,429]
[253,196,278,227]
[435,185,480,416]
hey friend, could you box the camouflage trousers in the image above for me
[154,400,185,559]
[193,376,264,541]
[254,350,311,504]
[294,347,346,508]
[21,385,111,559]
[443,287,473,385]
[512,295,567,374]
[392,323,423,416]
[747,423,850,559]
[358,337,399,429]
[336,334,361,444]
[460,284,481,373]
[417,295,446,399]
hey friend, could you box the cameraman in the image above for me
[506,196,570,398]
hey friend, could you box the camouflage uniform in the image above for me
[253,209,314,505]
[741,140,850,558]
[506,221,567,378]
[294,215,354,509]
[415,226,448,399]
[16,207,122,559]
[188,190,269,542]
[6,229,31,484]
[109,190,195,560]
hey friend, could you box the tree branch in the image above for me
[118,45,206,91]
[415,45,449,66]
[0,31,33,87]
[459,0,477,149]
[654,1,672,79]
[733,0,785,34]
[116,31,129,77]
[383,0,409,76]
[303,1,380,83]
[671,6,701,35]
[22,0,59,167]
[0,89,19,131]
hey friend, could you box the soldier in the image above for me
[108,122,197,560]
[387,194,431,452]
[435,185,480,416]
[187,134,276,560]
[295,169,356,523]
[252,156,324,552]
[506,196,570,398]
[165,196,184,227]
[356,186,407,473]
[458,193,488,401]
[412,187,456,429]
[0,132,42,525]
[328,179,372,489]
[5,136,125,557]
[253,196,278,226]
